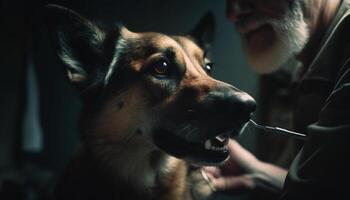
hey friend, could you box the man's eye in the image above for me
[204,62,214,73]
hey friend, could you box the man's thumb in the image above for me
[211,175,255,191]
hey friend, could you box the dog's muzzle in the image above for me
[153,85,256,166]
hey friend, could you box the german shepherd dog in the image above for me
[44,5,256,200]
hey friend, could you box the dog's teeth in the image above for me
[205,139,228,151]
[205,140,211,150]
[215,135,226,142]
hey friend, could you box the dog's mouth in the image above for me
[153,124,246,166]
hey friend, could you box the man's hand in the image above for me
[203,139,287,194]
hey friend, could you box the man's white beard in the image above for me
[242,2,310,74]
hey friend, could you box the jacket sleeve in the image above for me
[280,65,350,200]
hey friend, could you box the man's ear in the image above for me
[44,4,120,90]
[189,12,215,50]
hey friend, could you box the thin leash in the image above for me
[249,119,307,140]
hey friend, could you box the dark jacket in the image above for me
[281,0,350,199]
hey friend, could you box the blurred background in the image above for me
[0,0,300,199]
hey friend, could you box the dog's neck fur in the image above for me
[82,136,191,200]
[78,107,190,199]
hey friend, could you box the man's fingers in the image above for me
[204,170,216,181]
[211,175,255,191]
[202,166,221,178]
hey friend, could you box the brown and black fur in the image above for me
[44,5,256,200]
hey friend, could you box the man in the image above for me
[205,0,350,199]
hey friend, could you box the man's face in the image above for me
[226,0,310,73]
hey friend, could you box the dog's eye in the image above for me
[151,59,170,77]
[204,62,214,74]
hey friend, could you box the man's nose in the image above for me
[226,0,252,22]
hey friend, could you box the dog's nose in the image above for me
[201,86,256,124]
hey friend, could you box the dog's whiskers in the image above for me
[176,124,192,135]
[175,123,200,142]
[184,126,200,141]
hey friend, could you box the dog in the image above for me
[44,5,256,200]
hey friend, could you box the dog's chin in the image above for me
[153,126,245,166]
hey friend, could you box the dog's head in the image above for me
[45,5,256,166]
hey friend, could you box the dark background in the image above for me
[0,0,258,199]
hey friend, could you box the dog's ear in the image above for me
[44,4,120,90]
[189,12,215,50]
